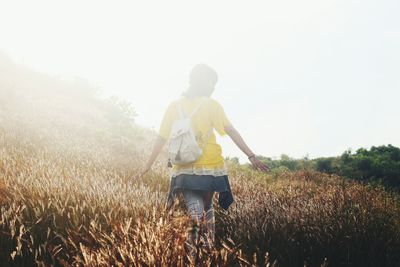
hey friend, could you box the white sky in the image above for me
[1,0,399,163]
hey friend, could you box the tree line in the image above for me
[227,145,400,190]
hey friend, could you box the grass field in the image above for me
[1,124,400,266]
[1,56,400,266]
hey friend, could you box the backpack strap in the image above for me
[188,97,207,118]
[177,100,185,119]
[176,97,214,149]
[177,97,207,119]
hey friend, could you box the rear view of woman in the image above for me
[136,64,269,256]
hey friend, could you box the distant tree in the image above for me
[316,158,333,173]
[225,156,240,165]
[106,96,137,123]
[244,145,400,189]
[337,145,400,188]
[279,154,300,171]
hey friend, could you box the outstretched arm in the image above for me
[134,135,167,179]
[224,125,269,172]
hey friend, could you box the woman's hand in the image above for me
[249,156,270,172]
[131,135,166,181]
[225,125,270,173]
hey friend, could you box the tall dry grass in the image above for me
[1,125,400,266]
[1,53,400,266]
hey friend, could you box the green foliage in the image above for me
[336,145,400,188]
[224,156,240,165]
[255,145,400,190]
[257,154,311,171]
[106,95,138,122]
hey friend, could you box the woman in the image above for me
[136,64,269,253]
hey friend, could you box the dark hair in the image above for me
[182,64,218,97]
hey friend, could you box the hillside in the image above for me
[1,54,400,267]
[0,52,157,169]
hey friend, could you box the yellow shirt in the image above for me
[158,96,232,176]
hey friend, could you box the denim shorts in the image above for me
[166,174,234,210]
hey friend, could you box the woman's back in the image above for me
[158,96,232,176]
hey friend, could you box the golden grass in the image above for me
[1,128,400,267]
[0,66,399,265]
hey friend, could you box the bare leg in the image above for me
[182,189,216,254]
[182,189,204,259]
[202,191,215,249]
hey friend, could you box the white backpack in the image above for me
[168,98,211,165]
